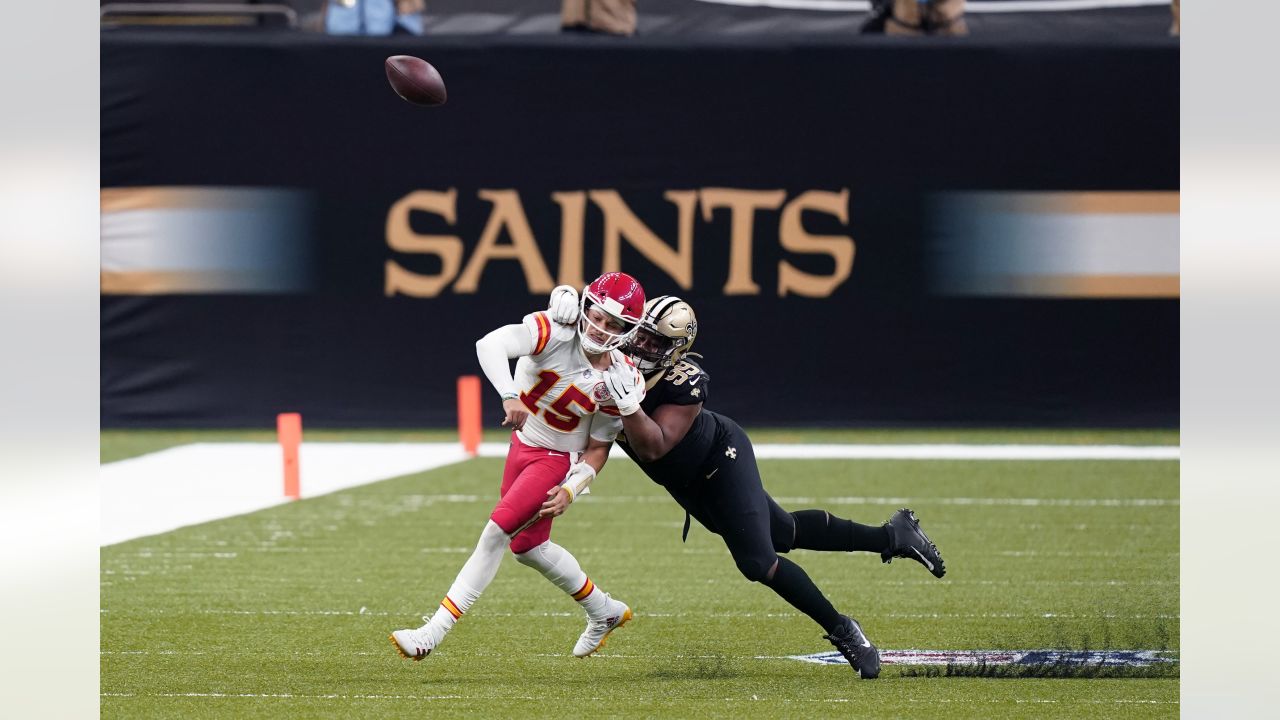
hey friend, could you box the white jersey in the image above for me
[512,311,626,453]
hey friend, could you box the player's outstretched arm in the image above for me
[603,362,699,462]
[476,323,535,430]
[620,403,700,463]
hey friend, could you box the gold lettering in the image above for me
[552,191,587,290]
[592,190,694,290]
[384,188,463,297]
[777,189,855,298]
[454,189,555,294]
[699,188,785,295]
[664,190,699,289]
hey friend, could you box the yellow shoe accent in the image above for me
[390,633,429,661]
[390,634,410,660]
[581,607,633,658]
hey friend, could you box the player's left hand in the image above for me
[539,486,572,518]
[501,397,531,431]
[548,285,579,325]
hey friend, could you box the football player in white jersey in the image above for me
[391,272,647,661]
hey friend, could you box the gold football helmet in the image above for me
[626,295,698,376]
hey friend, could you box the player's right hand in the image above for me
[538,486,572,519]
[501,397,531,431]
[548,284,579,325]
[603,361,644,416]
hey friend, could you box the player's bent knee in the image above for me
[772,524,796,554]
[478,520,511,552]
[512,542,548,568]
[508,532,544,556]
[734,553,777,583]
[489,508,522,535]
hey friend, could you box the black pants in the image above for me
[660,422,795,582]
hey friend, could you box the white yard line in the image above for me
[102,442,1178,546]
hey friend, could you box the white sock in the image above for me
[424,520,510,641]
[514,540,612,619]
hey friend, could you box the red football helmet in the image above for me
[578,272,646,354]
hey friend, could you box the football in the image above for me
[384,55,448,107]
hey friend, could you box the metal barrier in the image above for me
[101,3,299,28]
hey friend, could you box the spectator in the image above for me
[561,0,636,36]
[324,0,423,35]
[863,0,968,36]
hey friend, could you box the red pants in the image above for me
[490,433,571,554]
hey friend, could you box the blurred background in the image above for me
[99,0,1179,431]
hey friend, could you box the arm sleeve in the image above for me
[475,323,535,399]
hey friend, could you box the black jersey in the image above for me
[617,358,730,486]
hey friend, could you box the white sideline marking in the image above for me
[101,443,470,546]
[746,444,1179,460]
[480,442,1179,461]
[102,441,1178,546]
[289,492,1174,508]
[101,692,485,700]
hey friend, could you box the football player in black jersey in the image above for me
[593,295,948,679]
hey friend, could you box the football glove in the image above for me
[548,284,579,325]
[603,360,644,416]
[559,461,596,501]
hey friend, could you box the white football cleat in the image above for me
[573,596,633,658]
[390,620,439,661]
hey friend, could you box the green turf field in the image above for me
[101,431,1179,718]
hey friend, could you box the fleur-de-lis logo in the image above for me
[725,447,737,460]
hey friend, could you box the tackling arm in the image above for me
[619,402,700,463]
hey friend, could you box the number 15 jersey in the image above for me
[512,311,625,453]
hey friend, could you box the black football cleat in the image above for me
[824,615,881,679]
[882,508,946,578]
